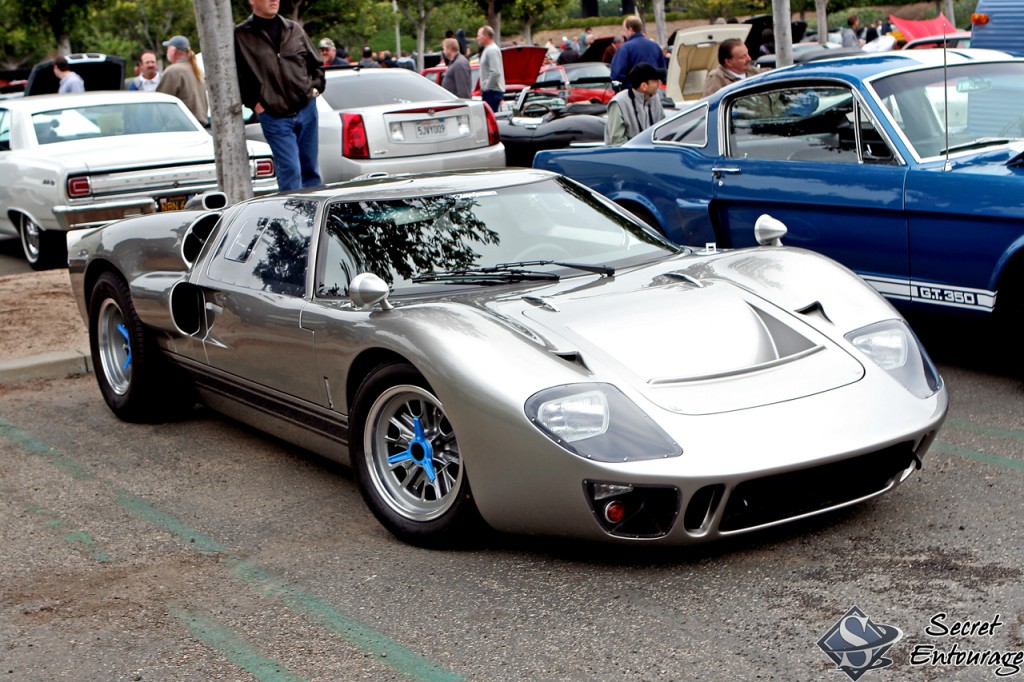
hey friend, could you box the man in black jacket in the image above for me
[235,0,325,191]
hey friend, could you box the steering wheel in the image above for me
[522,103,554,118]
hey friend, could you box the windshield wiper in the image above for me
[412,260,615,285]
[495,260,616,276]
[411,267,560,285]
[939,137,1014,155]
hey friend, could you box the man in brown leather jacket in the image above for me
[235,0,325,190]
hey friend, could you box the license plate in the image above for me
[415,119,447,138]
[158,194,191,212]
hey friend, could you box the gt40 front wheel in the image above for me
[351,363,482,546]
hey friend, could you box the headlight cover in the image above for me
[526,383,682,462]
[846,319,942,398]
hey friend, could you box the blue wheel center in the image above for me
[116,322,132,370]
[387,416,437,482]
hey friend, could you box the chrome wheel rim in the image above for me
[364,385,462,521]
[20,217,41,262]
[97,299,132,395]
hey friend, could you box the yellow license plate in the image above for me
[158,194,191,212]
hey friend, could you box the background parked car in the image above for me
[536,63,615,104]
[420,45,547,110]
[535,50,1024,330]
[0,91,276,268]
[246,68,504,183]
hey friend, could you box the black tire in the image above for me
[350,362,483,547]
[617,202,665,237]
[89,272,194,422]
[20,215,64,270]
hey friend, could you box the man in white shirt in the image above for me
[128,51,161,91]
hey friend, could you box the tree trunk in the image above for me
[943,0,956,25]
[522,20,533,46]
[653,0,667,48]
[815,0,828,46]
[193,0,255,203]
[773,0,794,67]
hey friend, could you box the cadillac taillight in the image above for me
[484,105,500,146]
[342,112,369,159]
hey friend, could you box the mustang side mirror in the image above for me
[754,214,787,247]
[349,272,393,311]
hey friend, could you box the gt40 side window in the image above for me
[727,86,865,163]
[207,198,317,297]
[652,104,707,146]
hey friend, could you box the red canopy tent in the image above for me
[888,14,958,41]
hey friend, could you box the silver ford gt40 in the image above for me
[67,169,947,547]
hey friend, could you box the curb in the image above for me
[0,348,93,384]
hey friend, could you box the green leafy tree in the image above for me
[508,0,573,44]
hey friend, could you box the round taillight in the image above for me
[604,500,626,524]
[971,12,989,25]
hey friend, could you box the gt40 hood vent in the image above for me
[521,281,864,415]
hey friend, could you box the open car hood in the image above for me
[579,36,614,62]
[666,24,750,102]
[25,54,126,96]
[502,46,547,85]
[519,278,864,415]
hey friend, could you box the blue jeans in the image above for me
[257,97,322,191]
[482,90,504,114]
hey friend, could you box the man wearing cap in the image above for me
[701,38,758,97]
[319,38,348,67]
[157,36,209,123]
[235,0,325,191]
[604,62,665,146]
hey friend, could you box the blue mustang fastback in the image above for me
[535,50,1024,324]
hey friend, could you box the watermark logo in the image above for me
[817,606,904,680]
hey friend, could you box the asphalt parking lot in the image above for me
[1,301,1022,680]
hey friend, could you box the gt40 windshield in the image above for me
[317,177,677,295]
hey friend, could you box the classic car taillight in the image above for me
[971,12,990,24]
[255,158,275,177]
[484,105,500,146]
[67,176,92,198]
[342,112,369,159]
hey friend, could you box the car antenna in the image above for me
[943,28,951,172]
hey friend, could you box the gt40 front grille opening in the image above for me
[683,484,725,533]
[719,443,917,533]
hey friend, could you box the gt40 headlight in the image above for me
[525,384,682,462]
[846,320,942,398]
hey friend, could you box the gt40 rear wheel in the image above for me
[351,363,482,546]
[89,272,193,422]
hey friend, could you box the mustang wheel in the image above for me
[89,272,193,422]
[352,363,482,546]
[20,215,61,270]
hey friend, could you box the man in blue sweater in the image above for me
[610,15,666,86]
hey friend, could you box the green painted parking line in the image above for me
[2,416,465,682]
[932,441,1024,473]
[30,507,112,563]
[233,561,464,682]
[0,417,93,479]
[168,605,307,682]
[946,417,1024,445]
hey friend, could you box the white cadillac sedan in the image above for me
[245,68,505,184]
[0,91,277,269]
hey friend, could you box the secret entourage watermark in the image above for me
[909,612,1024,677]
[817,608,1024,679]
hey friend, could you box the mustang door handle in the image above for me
[711,167,741,186]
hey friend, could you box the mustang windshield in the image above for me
[872,62,1024,159]
[31,102,200,144]
[317,177,677,295]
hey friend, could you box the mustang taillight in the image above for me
[484,105,500,146]
[67,176,92,198]
[255,158,275,177]
[342,112,369,159]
